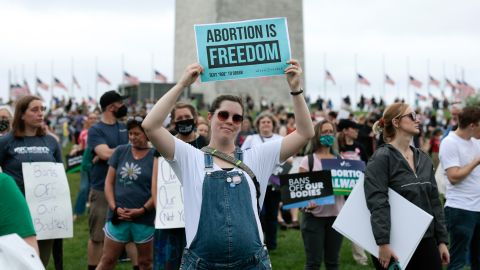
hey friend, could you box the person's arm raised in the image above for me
[142,64,203,160]
[280,59,314,162]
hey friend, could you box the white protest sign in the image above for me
[332,179,433,269]
[22,162,73,240]
[0,234,45,270]
[155,157,185,229]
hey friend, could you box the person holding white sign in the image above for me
[151,102,208,270]
[298,120,344,270]
[143,59,314,269]
[0,95,63,267]
[97,116,156,270]
[365,103,449,269]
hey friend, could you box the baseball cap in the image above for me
[337,119,359,131]
[99,90,128,110]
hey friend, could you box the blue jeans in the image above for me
[445,206,480,270]
[74,170,90,215]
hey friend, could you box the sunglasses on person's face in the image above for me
[127,116,144,124]
[216,111,243,124]
[399,111,417,121]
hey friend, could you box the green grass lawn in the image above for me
[50,171,374,269]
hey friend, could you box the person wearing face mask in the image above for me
[241,112,283,251]
[298,120,345,270]
[0,106,13,137]
[86,90,129,270]
[151,102,207,270]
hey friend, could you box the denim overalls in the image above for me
[180,150,272,270]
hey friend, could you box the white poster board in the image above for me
[332,179,433,269]
[0,234,45,270]
[22,162,73,240]
[155,157,185,229]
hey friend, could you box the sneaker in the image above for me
[278,221,288,230]
[288,220,300,229]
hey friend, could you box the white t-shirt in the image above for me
[439,132,480,211]
[241,134,283,150]
[168,137,282,247]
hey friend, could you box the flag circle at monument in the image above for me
[194,17,292,82]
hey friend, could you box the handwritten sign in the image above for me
[195,17,291,82]
[279,171,335,209]
[154,157,185,229]
[22,162,73,240]
[321,159,366,195]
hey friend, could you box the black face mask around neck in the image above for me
[113,105,128,118]
[174,119,195,135]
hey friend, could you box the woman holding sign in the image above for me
[97,116,156,270]
[364,103,449,269]
[143,59,314,269]
[151,102,207,270]
[298,120,344,270]
[0,95,63,267]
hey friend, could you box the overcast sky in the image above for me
[1,0,479,106]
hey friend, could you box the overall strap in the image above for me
[308,153,314,172]
[201,146,261,212]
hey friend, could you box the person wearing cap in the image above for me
[87,90,129,270]
[337,118,369,266]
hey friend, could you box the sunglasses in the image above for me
[127,116,144,124]
[399,111,417,121]
[216,111,243,124]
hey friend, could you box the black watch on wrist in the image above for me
[290,88,304,96]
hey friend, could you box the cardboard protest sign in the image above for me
[155,157,185,229]
[279,171,334,209]
[65,150,84,173]
[333,179,433,269]
[22,162,73,240]
[194,17,291,82]
[321,159,366,195]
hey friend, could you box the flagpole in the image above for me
[8,69,12,102]
[121,53,125,94]
[51,60,54,108]
[71,57,75,100]
[382,54,386,102]
[354,53,358,110]
[151,53,154,100]
[34,62,38,95]
[323,52,327,98]
[442,61,446,94]
[95,56,98,101]
[426,58,430,99]
[406,56,410,104]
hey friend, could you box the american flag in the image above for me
[357,74,371,86]
[154,70,167,83]
[385,74,395,86]
[429,76,440,87]
[325,70,335,84]
[22,80,31,95]
[36,78,49,90]
[73,76,81,89]
[54,77,67,90]
[88,95,96,105]
[457,80,476,97]
[445,79,455,89]
[415,93,427,101]
[124,71,140,85]
[97,73,111,85]
[409,76,422,88]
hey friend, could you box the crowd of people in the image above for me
[0,59,479,270]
